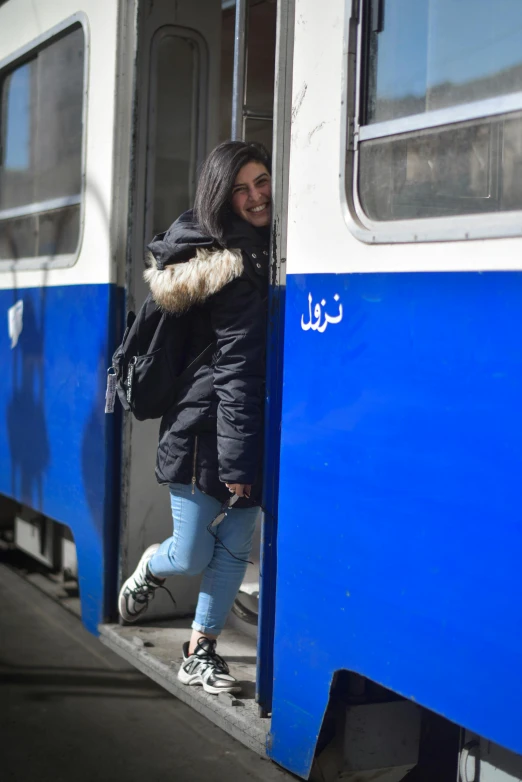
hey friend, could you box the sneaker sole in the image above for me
[177,667,241,695]
[118,544,160,623]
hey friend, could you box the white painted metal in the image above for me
[0,0,123,289]
[285,0,522,275]
[0,195,82,222]
[358,92,522,142]
[271,0,293,290]
[110,0,139,291]
[460,734,522,782]
[231,0,248,139]
[61,536,78,579]
[14,515,58,568]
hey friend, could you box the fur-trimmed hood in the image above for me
[144,209,269,315]
[144,246,244,315]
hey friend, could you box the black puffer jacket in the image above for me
[144,210,269,507]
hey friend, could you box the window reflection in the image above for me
[4,64,31,171]
[502,117,522,209]
[358,113,522,221]
[0,25,84,259]
[367,0,522,124]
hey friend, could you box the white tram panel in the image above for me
[0,0,122,290]
[286,0,522,277]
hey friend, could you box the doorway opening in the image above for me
[103,0,280,754]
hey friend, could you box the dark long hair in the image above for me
[194,141,271,244]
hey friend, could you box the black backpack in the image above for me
[105,293,214,421]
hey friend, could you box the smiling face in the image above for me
[230,161,271,227]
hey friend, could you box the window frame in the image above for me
[343,0,522,244]
[0,13,89,270]
[144,25,209,243]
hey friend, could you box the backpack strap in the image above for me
[174,341,216,390]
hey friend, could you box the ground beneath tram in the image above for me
[0,554,292,782]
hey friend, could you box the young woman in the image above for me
[118,141,271,695]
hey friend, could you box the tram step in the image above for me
[98,620,268,756]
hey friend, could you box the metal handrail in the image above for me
[243,109,273,121]
[231,0,249,139]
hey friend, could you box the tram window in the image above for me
[359,113,522,220]
[245,118,273,151]
[355,0,522,230]
[243,0,275,151]
[245,1,276,116]
[148,32,202,238]
[0,25,84,260]
[365,0,522,124]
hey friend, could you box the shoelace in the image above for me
[131,575,177,609]
[193,639,230,675]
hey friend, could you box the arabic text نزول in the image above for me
[301,293,343,333]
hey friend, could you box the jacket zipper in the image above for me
[191,436,198,494]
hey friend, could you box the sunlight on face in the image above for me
[230,161,271,227]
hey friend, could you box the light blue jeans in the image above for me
[148,482,259,635]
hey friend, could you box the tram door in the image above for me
[121,0,277,623]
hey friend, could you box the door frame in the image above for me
[256,0,295,715]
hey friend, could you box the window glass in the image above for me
[1,61,34,210]
[359,112,522,220]
[367,0,522,124]
[34,29,84,203]
[38,205,80,255]
[149,34,199,238]
[243,1,275,152]
[245,1,277,115]
[0,215,36,259]
[244,118,273,151]
[501,116,522,209]
[0,25,84,260]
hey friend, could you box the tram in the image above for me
[1,0,522,779]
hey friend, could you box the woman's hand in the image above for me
[225,483,252,498]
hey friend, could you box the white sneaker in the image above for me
[118,544,163,623]
[177,638,241,695]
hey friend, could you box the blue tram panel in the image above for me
[0,284,121,633]
[270,270,522,776]
[267,0,522,773]
[0,5,124,634]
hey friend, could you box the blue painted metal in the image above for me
[0,283,122,634]
[257,278,286,715]
[269,271,522,778]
